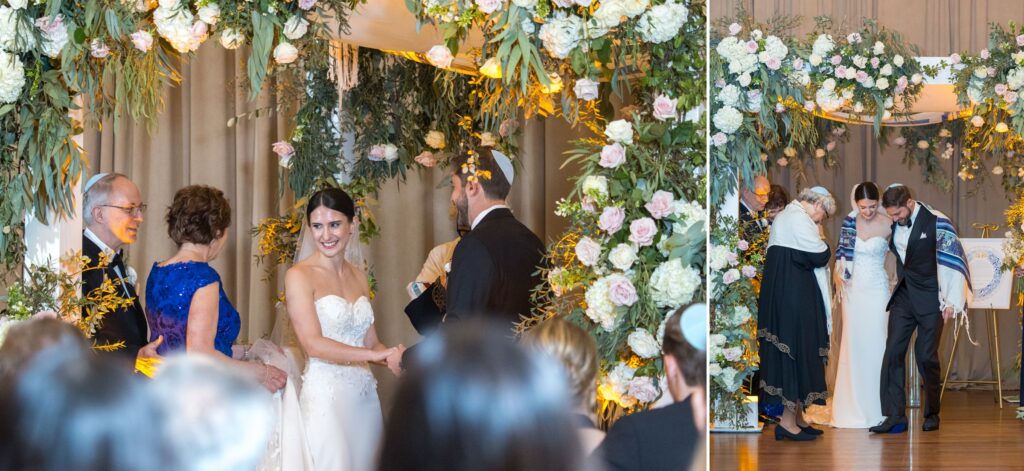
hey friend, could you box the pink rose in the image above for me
[652,94,678,121]
[723,268,740,284]
[607,274,639,306]
[996,83,1008,96]
[988,67,997,77]
[741,265,757,278]
[89,39,109,58]
[981,49,990,59]
[726,251,739,266]
[712,132,728,146]
[628,218,658,247]
[599,143,627,168]
[1018,35,1024,47]
[949,53,961,64]
[298,0,316,10]
[774,103,785,113]
[645,190,675,219]
[627,376,658,403]
[272,141,294,157]
[475,0,502,13]
[826,140,837,151]
[1006,91,1019,104]
[414,151,436,167]
[855,70,868,83]
[793,58,804,70]
[130,30,153,52]
[737,240,749,251]
[870,57,880,68]
[35,15,63,35]
[835,65,847,78]
[426,45,454,68]
[574,236,602,267]
[728,23,742,36]
[765,57,781,70]
[191,20,208,40]
[745,40,758,54]
[896,75,908,90]
[831,55,842,65]
[804,101,816,112]
[777,157,789,167]
[724,347,743,362]
[598,206,625,234]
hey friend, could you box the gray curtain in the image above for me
[716,0,1022,392]
[83,41,583,412]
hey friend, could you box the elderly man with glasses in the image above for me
[82,172,161,364]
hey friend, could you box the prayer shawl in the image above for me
[768,201,833,334]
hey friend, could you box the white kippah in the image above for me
[491,149,515,185]
[680,303,707,351]
[886,183,904,190]
[83,172,110,194]
[809,186,831,197]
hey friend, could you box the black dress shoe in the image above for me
[869,416,907,434]
[775,425,817,441]
[799,424,824,436]
[922,415,940,431]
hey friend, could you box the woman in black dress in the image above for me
[758,186,837,441]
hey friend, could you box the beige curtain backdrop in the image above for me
[83,41,582,411]
[715,0,1023,391]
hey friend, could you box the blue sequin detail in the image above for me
[145,261,240,357]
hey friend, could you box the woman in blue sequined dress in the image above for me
[145,185,286,392]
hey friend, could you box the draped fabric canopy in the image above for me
[715,0,1023,391]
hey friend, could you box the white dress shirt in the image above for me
[893,203,921,263]
[471,204,509,230]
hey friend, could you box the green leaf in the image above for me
[246,11,275,100]
[73,27,86,45]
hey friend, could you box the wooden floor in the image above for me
[710,390,1024,470]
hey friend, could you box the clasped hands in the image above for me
[373,344,406,376]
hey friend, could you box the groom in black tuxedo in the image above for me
[443,148,545,327]
[871,185,969,433]
[82,173,161,364]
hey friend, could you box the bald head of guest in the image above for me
[83,173,145,252]
[741,175,771,212]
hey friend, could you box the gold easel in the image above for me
[940,223,1004,408]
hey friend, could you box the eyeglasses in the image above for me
[100,204,147,217]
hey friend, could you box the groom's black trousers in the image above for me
[880,286,944,418]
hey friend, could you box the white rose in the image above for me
[812,34,834,56]
[219,28,244,49]
[853,55,867,69]
[911,73,923,85]
[425,130,446,150]
[604,119,634,144]
[717,84,741,107]
[283,16,309,40]
[608,243,637,271]
[7,0,26,9]
[479,131,497,147]
[426,45,454,68]
[273,42,299,64]
[872,41,885,55]
[197,4,220,25]
[574,236,602,267]
[738,72,751,87]
[649,258,701,308]
[582,175,609,201]
[574,78,599,101]
[809,54,822,66]
[879,64,893,76]
[513,0,538,7]
[893,54,904,67]
[876,77,889,90]
[627,329,661,358]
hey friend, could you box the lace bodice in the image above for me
[850,237,890,292]
[301,295,377,396]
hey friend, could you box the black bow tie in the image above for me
[897,219,912,228]
[109,251,125,271]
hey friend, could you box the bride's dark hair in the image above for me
[853,182,880,202]
[306,187,355,222]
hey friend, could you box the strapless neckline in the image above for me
[314,294,369,307]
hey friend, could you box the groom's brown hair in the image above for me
[451,147,511,200]
[882,185,912,208]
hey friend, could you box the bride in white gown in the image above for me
[828,182,892,428]
[284,187,404,470]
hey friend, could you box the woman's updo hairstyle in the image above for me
[853,182,880,203]
[306,187,355,222]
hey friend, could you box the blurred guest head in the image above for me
[522,317,604,453]
[379,320,587,471]
[0,318,89,380]
[150,354,273,471]
[0,340,174,471]
[765,184,789,222]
